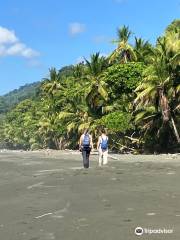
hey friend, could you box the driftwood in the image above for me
[111,139,136,152]
[124,136,140,143]
[116,142,135,152]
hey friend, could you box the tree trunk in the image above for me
[124,52,128,63]
[53,137,59,150]
[58,136,65,150]
[171,117,180,143]
[158,88,170,122]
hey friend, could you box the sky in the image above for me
[0,0,179,95]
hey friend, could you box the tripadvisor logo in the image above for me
[134,226,173,236]
[135,227,143,236]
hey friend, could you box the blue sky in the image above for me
[0,0,179,95]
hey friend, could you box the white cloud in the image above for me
[0,26,18,44]
[6,43,39,58]
[0,26,39,59]
[69,22,86,36]
[0,45,6,56]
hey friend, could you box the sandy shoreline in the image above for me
[0,151,180,239]
[0,148,180,162]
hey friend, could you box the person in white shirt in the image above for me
[97,129,108,167]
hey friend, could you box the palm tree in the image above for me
[55,53,109,142]
[109,25,136,63]
[84,53,108,114]
[58,107,93,135]
[40,67,66,118]
[134,34,180,143]
[165,19,180,34]
[134,37,152,63]
[41,68,61,98]
[56,89,95,148]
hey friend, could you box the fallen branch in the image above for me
[124,136,140,143]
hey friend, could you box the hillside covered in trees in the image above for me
[0,82,41,114]
[0,20,179,153]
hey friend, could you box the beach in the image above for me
[0,150,180,240]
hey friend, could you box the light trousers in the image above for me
[98,149,108,166]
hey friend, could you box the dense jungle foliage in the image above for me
[0,20,179,153]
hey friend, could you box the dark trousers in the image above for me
[82,147,91,168]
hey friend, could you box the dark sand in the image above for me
[0,150,180,240]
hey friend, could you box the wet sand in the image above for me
[0,150,180,240]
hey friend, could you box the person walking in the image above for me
[97,129,108,167]
[79,129,93,168]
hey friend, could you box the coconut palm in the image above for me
[134,34,180,143]
[109,25,136,63]
[84,53,109,115]
[165,19,180,34]
[134,37,153,63]
[41,68,61,98]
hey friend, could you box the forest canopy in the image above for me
[0,20,179,153]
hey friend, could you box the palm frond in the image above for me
[134,86,155,104]
[78,122,91,133]
[58,112,75,120]
[98,84,108,101]
[176,84,180,93]
[67,122,77,133]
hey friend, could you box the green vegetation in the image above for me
[0,20,179,153]
[0,82,41,113]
